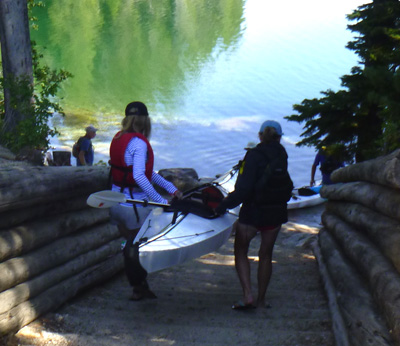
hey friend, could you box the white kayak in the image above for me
[133,171,324,273]
[132,169,239,273]
[210,169,325,210]
[288,185,325,209]
[87,167,324,275]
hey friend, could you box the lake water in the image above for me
[31,0,367,187]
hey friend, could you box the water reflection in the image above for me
[32,0,245,121]
[31,0,366,184]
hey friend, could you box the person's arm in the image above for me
[78,138,90,166]
[310,164,317,186]
[215,151,259,214]
[310,153,321,186]
[151,172,181,197]
[78,150,86,166]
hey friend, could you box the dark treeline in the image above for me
[286,0,400,163]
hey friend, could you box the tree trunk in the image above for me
[355,104,382,163]
[331,149,400,188]
[322,211,400,343]
[320,181,400,222]
[0,0,33,133]
[50,151,72,166]
[318,229,393,346]
[325,201,400,273]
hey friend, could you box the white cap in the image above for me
[85,125,98,133]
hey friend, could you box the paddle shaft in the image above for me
[112,198,238,218]
[124,198,171,208]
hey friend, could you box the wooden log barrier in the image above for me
[0,223,119,293]
[318,229,393,346]
[0,166,109,213]
[0,239,123,314]
[325,201,400,273]
[321,181,400,222]
[331,148,400,189]
[322,211,400,343]
[0,208,110,262]
[0,254,124,335]
[0,164,205,335]
[0,164,127,335]
[0,195,88,230]
[312,239,350,346]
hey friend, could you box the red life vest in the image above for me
[109,131,154,188]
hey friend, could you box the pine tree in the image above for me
[286,0,400,162]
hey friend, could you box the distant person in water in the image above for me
[310,146,344,186]
[215,120,293,310]
[108,101,182,301]
[76,125,97,166]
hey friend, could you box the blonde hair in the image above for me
[118,115,152,139]
[260,126,281,143]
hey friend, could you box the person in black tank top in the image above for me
[215,120,293,309]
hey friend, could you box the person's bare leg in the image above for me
[256,226,280,307]
[234,222,258,305]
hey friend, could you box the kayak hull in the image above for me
[221,170,325,210]
[136,211,236,273]
[288,193,325,209]
[288,184,325,209]
[132,168,324,274]
[134,169,239,273]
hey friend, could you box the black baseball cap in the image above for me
[125,101,149,116]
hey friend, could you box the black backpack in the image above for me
[253,146,294,204]
[72,137,84,158]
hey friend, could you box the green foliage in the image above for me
[28,0,44,31]
[94,160,108,167]
[288,89,357,149]
[286,0,400,163]
[0,0,72,154]
[0,47,71,154]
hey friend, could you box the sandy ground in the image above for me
[1,203,335,346]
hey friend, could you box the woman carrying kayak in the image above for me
[109,101,182,300]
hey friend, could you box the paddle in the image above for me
[87,190,239,217]
[86,190,170,209]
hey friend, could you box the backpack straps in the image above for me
[109,162,139,188]
[254,146,286,190]
[252,144,293,204]
[108,160,141,224]
[129,188,140,224]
